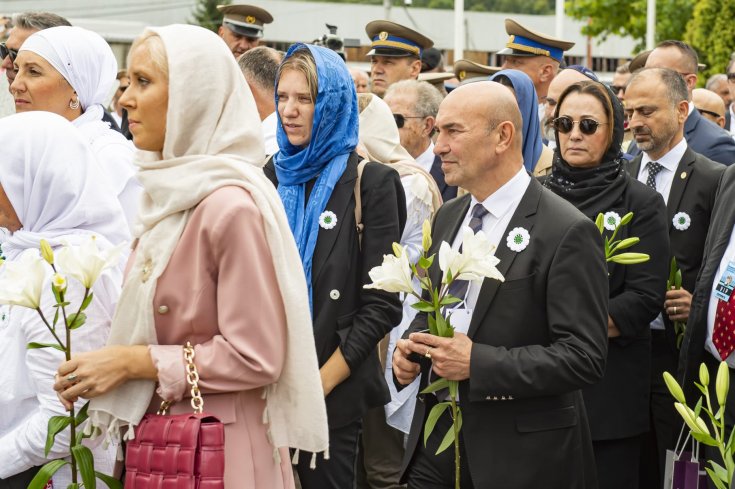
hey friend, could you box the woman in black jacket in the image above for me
[263,43,406,489]
[544,81,669,489]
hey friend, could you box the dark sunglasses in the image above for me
[0,42,18,63]
[727,72,735,82]
[552,116,608,135]
[393,113,424,129]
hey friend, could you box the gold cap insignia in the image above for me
[458,70,466,80]
[379,31,389,41]
[246,15,256,24]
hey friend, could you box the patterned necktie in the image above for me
[446,203,490,306]
[646,161,664,190]
[713,291,735,361]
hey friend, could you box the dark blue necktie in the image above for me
[646,161,663,190]
[446,203,489,307]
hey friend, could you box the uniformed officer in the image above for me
[418,72,454,96]
[365,20,433,98]
[498,18,574,102]
[217,4,273,58]
[453,59,501,85]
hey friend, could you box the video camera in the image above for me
[314,24,345,61]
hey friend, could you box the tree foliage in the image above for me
[685,0,735,81]
[565,0,693,54]
[190,0,230,33]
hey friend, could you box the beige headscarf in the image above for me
[357,93,442,212]
[87,24,328,458]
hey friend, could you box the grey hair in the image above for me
[629,67,688,108]
[12,11,71,31]
[385,79,443,118]
[705,73,727,90]
[238,46,282,92]
[616,61,631,75]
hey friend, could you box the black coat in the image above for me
[628,148,725,354]
[629,108,735,166]
[401,179,609,488]
[264,153,407,428]
[581,176,669,440]
[430,154,458,202]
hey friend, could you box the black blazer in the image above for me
[581,177,669,440]
[401,179,609,488]
[679,164,735,397]
[629,108,735,166]
[628,149,725,352]
[264,153,407,428]
[430,154,458,202]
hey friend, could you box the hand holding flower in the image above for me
[408,332,472,381]
[665,287,692,322]
[392,339,421,386]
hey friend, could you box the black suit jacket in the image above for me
[679,164,735,396]
[265,153,407,428]
[430,154,457,202]
[401,179,609,488]
[580,177,669,440]
[629,108,735,166]
[628,148,725,352]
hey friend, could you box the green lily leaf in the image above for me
[421,377,450,394]
[435,409,463,455]
[674,269,682,289]
[45,415,72,456]
[423,402,449,447]
[27,460,68,489]
[72,444,96,489]
[27,342,65,352]
[80,291,94,312]
[427,314,438,336]
[411,301,436,313]
[76,401,90,425]
[691,431,719,447]
[95,471,123,489]
[705,468,728,489]
[709,461,729,482]
[439,295,463,307]
[67,312,87,330]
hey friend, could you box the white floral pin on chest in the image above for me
[319,211,337,230]
[673,212,691,231]
[603,211,621,232]
[506,227,530,252]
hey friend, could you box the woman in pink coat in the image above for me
[53,24,328,487]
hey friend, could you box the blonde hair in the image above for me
[277,48,318,102]
[128,31,168,81]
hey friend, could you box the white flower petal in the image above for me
[506,227,530,253]
[603,211,621,232]
[673,212,691,231]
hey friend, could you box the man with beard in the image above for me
[625,67,726,489]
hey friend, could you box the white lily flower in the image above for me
[439,227,505,284]
[56,237,125,289]
[364,244,415,294]
[0,251,47,309]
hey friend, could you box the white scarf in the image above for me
[0,111,129,259]
[87,25,329,457]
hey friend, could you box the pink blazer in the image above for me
[145,186,294,488]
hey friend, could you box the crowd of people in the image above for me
[0,4,733,489]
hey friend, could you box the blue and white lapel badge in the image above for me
[506,227,530,252]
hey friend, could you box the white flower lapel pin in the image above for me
[506,227,530,252]
[603,211,621,232]
[319,210,338,230]
[673,211,691,231]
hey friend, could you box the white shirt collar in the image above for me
[688,101,695,116]
[470,166,530,220]
[415,141,435,173]
[640,137,688,174]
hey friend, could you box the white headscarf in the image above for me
[87,25,329,458]
[0,112,130,259]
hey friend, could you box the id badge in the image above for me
[714,261,735,302]
[449,309,473,335]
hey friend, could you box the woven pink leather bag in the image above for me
[125,342,225,488]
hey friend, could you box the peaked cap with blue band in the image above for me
[497,18,574,64]
[365,20,433,58]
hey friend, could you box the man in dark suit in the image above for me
[678,165,735,484]
[392,81,609,488]
[625,67,726,488]
[384,79,457,201]
[627,41,735,166]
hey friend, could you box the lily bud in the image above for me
[40,239,54,265]
[422,220,432,252]
[620,212,634,226]
[699,363,709,387]
[392,242,403,258]
[716,361,730,408]
[663,372,687,404]
[51,273,67,293]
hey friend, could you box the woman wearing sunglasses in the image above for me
[543,80,669,489]
[11,26,140,228]
[264,43,406,489]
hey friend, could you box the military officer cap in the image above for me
[418,72,454,88]
[365,20,433,59]
[217,4,273,39]
[497,19,574,65]
[454,59,501,85]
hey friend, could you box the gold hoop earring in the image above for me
[69,98,80,110]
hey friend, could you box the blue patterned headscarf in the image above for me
[490,69,543,173]
[274,43,358,310]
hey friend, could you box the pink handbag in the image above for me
[125,342,225,488]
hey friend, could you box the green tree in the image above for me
[190,0,230,33]
[685,0,735,81]
[308,0,554,14]
[565,0,693,54]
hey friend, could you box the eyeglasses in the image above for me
[727,73,735,83]
[393,113,424,129]
[0,42,18,63]
[552,116,608,135]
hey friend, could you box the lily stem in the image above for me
[450,392,460,489]
[58,290,77,485]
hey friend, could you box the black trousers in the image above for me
[0,466,41,489]
[594,436,642,489]
[406,408,474,489]
[296,419,362,489]
[356,405,406,489]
